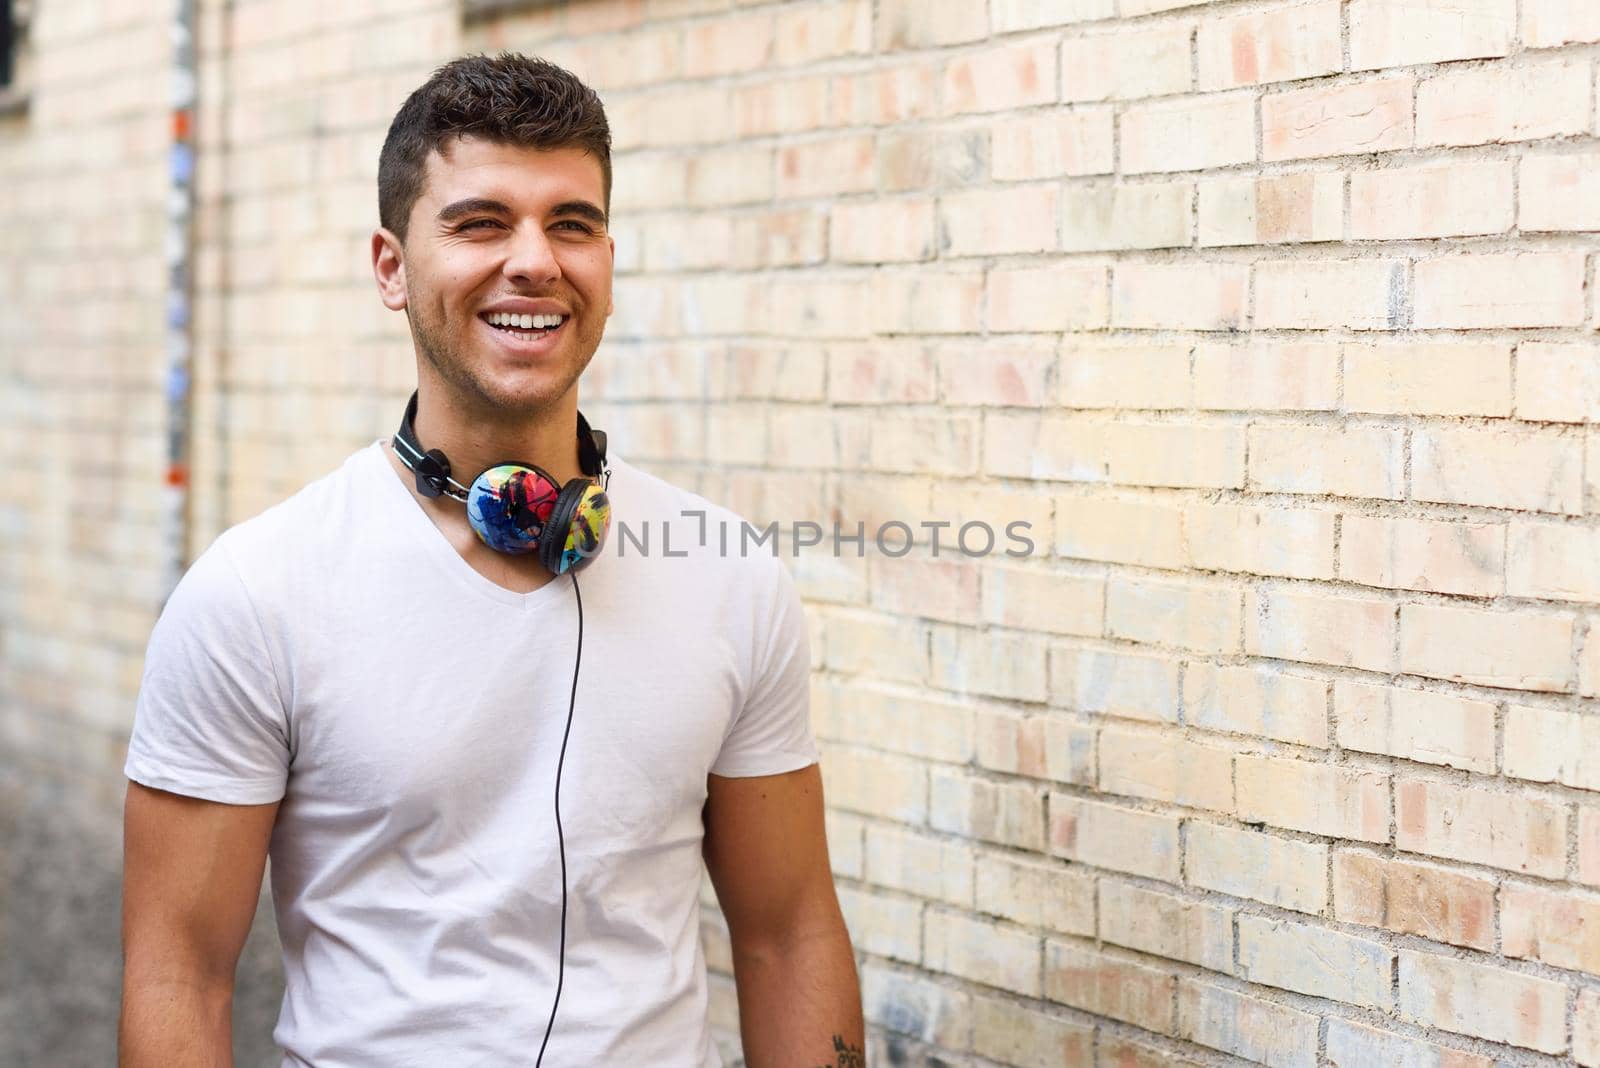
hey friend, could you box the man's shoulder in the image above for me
[607,454,788,579]
[209,441,378,575]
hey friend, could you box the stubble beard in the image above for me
[405,295,599,421]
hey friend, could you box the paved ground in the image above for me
[0,765,285,1066]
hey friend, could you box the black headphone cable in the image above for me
[535,570,582,1067]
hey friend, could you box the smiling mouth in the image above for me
[481,312,567,338]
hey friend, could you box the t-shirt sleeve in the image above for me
[123,536,291,805]
[709,558,820,778]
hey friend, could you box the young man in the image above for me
[119,53,862,1067]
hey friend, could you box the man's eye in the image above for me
[461,219,499,230]
[555,220,594,233]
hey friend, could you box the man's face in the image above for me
[376,136,614,419]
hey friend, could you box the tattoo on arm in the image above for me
[812,1033,863,1068]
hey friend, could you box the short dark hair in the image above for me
[377,52,612,247]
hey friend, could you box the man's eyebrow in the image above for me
[435,197,607,227]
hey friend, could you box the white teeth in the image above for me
[486,311,565,330]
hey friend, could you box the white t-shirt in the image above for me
[124,437,819,1067]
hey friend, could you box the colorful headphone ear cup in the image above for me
[540,481,610,575]
[467,464,561,555]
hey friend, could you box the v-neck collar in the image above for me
[366,437,573,613]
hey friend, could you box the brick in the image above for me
[991,109,1115,180]
[1334,680,1497,773]
[1503,882,1600,975]
[876,0,986,49]
[1249,424,1405,499]
[1332,850,1495,950]
[1396,778,1567,877]
[1345,341,1512,417]
[1579,989,1600,1068]
[982,563,1102,640]
[860,965,971,1048]
[864,824,973,907]
[1522,0,1600,47]
[974,708,1095,786]
[1264,78,1413,161]
[1186,502,1337,582]
[880,127,987,192]
[930,768,1046,850]
[1326,1019,1494,1068]
[985,414,1246,490]
[1060,181,1192,252]
[1198,171,1343,246]
[1059,340,1193,410]
[1510,522,1600,604]
[942,39,1056,116]
[1339,514,1504,599]
[1520,152,1600,232]
[1587,621,1600,700]
[937,338,1057,407]
[971,995,1093,1068]
[1585,807,1600,887]
[1506,704,1600,789]
[925,908,1040,996]
[1178,980,1319,1068]
[1352,161,1513,240]
[1049,645,1180,723]
[1255,259,1406,331]
[930,624,1048,702]
[1106,575,1242,654]
[830,198,935,264]
[818,609,927,682]
[872,269,984,335]
[975,851,1095,936]
[683,10,774,78]
[935,482,1055,554]
[728,208,827,268]
[826,812,866,880]
[1056,492,1185,568]
[988,263,1109,332]
[1099,881,1234,973]
[868,413,978,475]
[1414,252,1587,329]
[825,686,975,765]
[1518,342,1600,422]
[940,184,1057,256]
[1097,1036,1207,1068]
[1120,92,1256,174]
[1398,950,1567,1054]
[1044,942,1175,1033]
[1239,915,1393,1009]
[1192,341,1340,410]
[821,744,927,823]
[1098,728,1234,810]
[1198,2,1343,90]
[1400,602,1573,692]
[1419,58,1590,147]
[1236,756,1390,842]
[827,340,936,405]
[1185,662,1328,746]
[1062,25,1192,102]
[1245,587,1398,673]
[1048,794,1182,881]
[1113,263,1247,331]
[777,135,875,200]
[773,0,870,66]
[992,0,1115,31]
[1412,425,1584,515]
[828,64,937,126]
[1350,0,1514,69]
[837,885,922,963]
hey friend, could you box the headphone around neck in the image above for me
[391,390,613,574]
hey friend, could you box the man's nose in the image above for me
[503,225,560,286]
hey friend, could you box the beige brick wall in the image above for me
[6,0,1600,1064]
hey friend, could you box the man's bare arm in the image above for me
[703,763,863,1067]
[119,781,279,1068]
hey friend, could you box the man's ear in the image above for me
[372,228,407,312]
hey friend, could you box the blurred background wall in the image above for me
[4,0,1600,1065]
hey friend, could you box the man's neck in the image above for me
[410,385,587,488]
